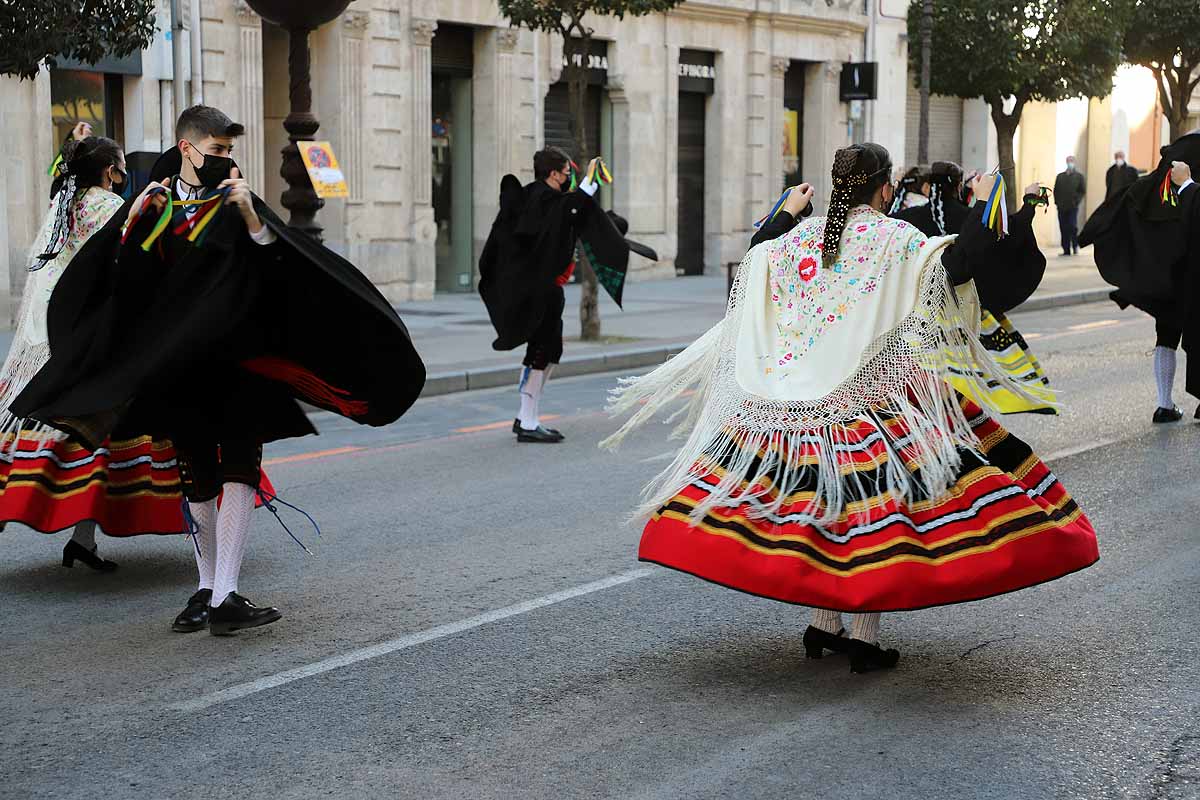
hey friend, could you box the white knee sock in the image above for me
[850,613,882,644]
[211,484,255,607]
[811,608,844,634]
[1154,346,1177,408]
[70,520,97,552]
[518,367,548,430]
[189,498,218,592]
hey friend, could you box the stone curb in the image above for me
[1015,287,1111,313]
[418,286,1111,399]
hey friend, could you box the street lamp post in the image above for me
[243,0,351,242]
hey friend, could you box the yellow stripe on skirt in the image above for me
[947,309,1057,415]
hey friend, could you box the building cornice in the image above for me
[669,1,867,36]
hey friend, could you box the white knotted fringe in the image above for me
[604,233,1050,528]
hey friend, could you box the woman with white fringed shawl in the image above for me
[605,143,1098,674]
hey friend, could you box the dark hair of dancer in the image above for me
[175,104,245,142]
[926,160,964,235]
[39,136,124,266]
[823,143,893,268]
[888,165,926,215]
[533,147,572,181]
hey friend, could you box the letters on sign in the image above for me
[678,63,717,81]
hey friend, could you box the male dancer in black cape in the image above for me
[479,147,639,444]
[1081,133,1200,421]
[12,106,425,634]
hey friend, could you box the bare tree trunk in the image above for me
[990,101,1021,210]
[917,0,933,164]
[562,24,601,341]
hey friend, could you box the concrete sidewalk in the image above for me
[410,245,1112,396]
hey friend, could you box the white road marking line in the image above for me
[1042,436,1125,464]
[640,452,676,463]
[170,566,657,713]
[1068,319,1120,331]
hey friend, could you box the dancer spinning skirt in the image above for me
[0,137,184,571]
[605,144,1097,673]
[894,161,1056,414]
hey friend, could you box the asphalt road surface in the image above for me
[2,301,1197,800]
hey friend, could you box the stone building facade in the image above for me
[1,0,914,322]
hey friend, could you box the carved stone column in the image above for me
[494,28,519,175]
[233,0,265,192]
[769,57,789,196]
[410,18,438,267]
[340,9,369,201]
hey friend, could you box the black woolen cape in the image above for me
[1080,134,1200,328]
[479,176,648,351]
[11,151,425,450]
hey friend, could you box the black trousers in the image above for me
[174,433,263,503]
[1058,206,1079,254]
[1156,320,1184,350]
[522,287,565,370]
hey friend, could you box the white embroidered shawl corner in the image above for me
[603,205,1043,526]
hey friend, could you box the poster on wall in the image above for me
[297,141,350,198]
[783,109,800,175]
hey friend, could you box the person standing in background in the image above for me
[1054,156,1087,256]
[1105,151,1140,201]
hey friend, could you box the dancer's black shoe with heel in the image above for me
[62,539,117,572]
[803,625,851,658]
[848,639,901,673]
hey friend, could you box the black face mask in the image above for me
[183,142,233,189]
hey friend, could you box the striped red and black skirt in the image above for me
[0,434,185,535]
[639,396,1098,612]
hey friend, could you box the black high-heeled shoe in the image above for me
[62,539,118,572]
[848,638,900,673]
[803,625,851,659]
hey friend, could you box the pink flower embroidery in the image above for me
[856,225,868,233]
[798,256,818,282]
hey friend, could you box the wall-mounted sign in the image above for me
[679,63,716,80]
[563,52,609,71]
[839,62,878,101]
[560,39,609,86]
[297,141,349,199]
[679,49,716,95]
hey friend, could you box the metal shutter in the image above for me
[904,88,963,166]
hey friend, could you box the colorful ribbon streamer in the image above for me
[1160,172,1178,207]
[982,171,1008,238]
[48,154,64,178]
[585,157,614,186]
[121,186,173,250]
[753,190,791,229]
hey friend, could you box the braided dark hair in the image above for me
[822,143,892,268]
[888,165,925,215]
[37,136,123,268]
[926,161,963,235]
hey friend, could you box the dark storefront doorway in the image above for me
[784,61,806,189]
[676,50,715,277]
[432,24,475,293]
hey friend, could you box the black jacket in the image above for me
[1053,170,1087,209]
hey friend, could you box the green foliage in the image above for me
[1124,0,1200,69]
[1124,0,1200,136]
[0,0,157,80]
[498,0,684,35]
[907,0,1127,110]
